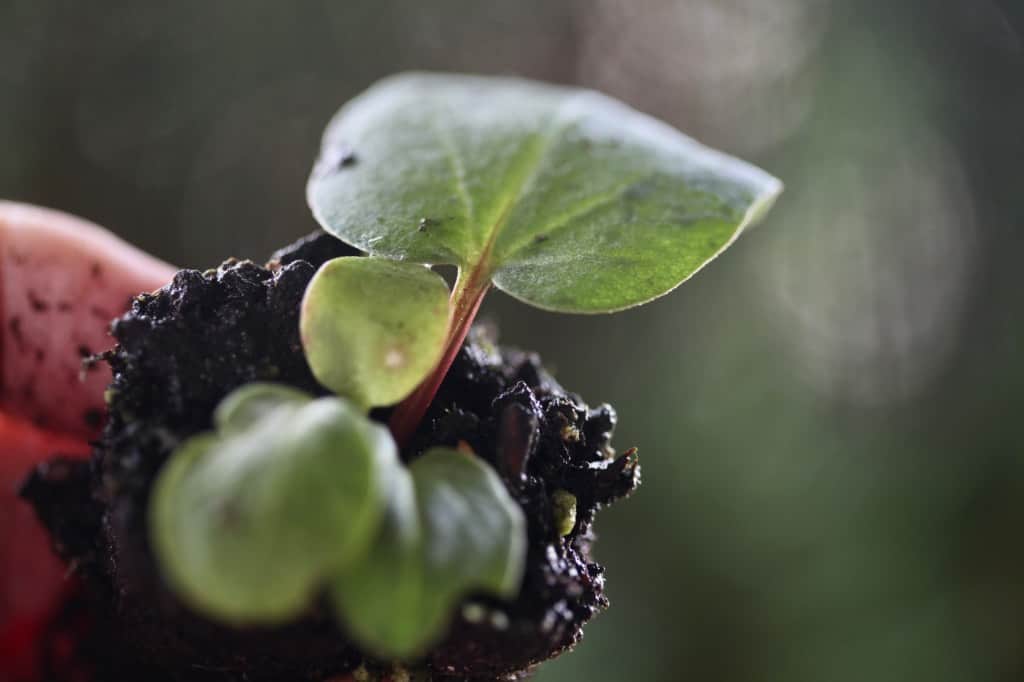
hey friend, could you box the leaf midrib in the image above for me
[430,119,476,238]
[452,94,585,277]
[493,171,654,263]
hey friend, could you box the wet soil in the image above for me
[21,231,640,681]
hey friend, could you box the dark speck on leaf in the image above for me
[533,234,549,244]
[418,217,439,232]
[218,501,243,529]
[338,149,357,168]
[325,145,358,172]
[312,147,357,177]
[625,180,655,201]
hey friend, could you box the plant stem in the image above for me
[389,266,490,449]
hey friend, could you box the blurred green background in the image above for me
[3,1,1022,680]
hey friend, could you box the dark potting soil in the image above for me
[21,231,640,681]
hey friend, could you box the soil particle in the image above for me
[22,230,639,682]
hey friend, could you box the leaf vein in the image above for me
[499,172,652,261]
[430,118,476,230]
[477,94,586,265]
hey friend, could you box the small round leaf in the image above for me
[150,385,398,624]
[214,382,312,434]
[300,257,451,408]
[331,448,526,659]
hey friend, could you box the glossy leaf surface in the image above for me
[308,72,782,312]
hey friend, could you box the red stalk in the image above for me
[389,266,490,449]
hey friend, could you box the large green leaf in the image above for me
[300,257,451,408]
[308,72,782,313]
[331,447,527,659]
[150,384,398,624]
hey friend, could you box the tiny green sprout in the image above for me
[151,70,780,665]
[305,72,782,444]
[151,385,525,659]
[300,256,451,410]
[551,489,578,537]
[150,384,398,623]
[331,446,525,659]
